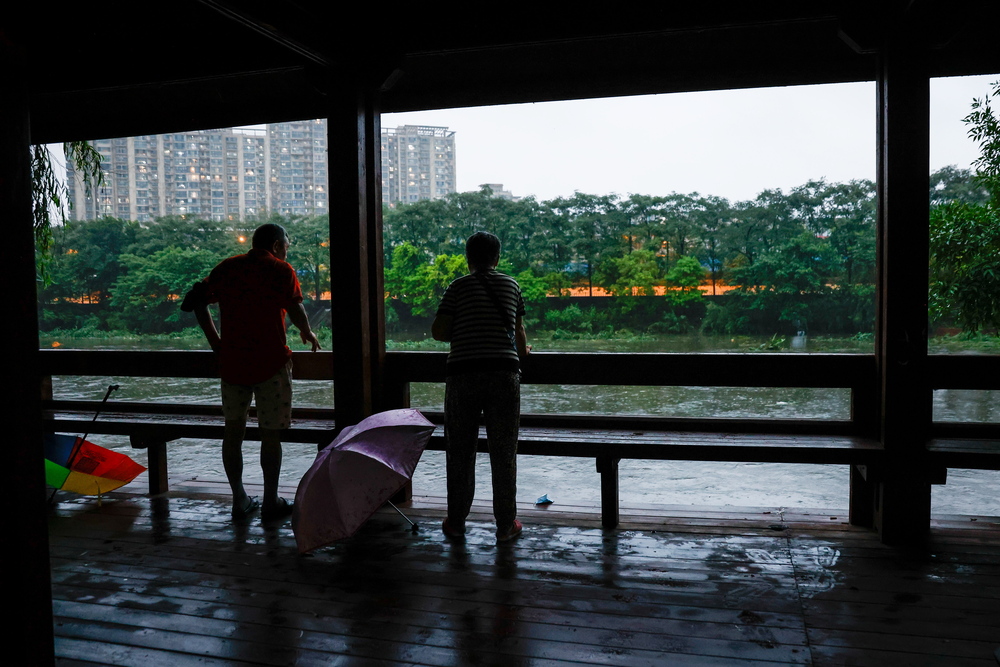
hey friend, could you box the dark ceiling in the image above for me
[9,1,1000,144]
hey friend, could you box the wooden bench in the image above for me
[925,354,1000,472]
[41,348,998,529]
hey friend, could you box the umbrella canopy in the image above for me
[44,433,146,496]
[292,408,435,553]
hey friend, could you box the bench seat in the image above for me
[927,438,1000,470]
[44,399,998,528]
[426,426,884,464]
[45,400,884,465]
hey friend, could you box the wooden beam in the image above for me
[873,10,934,545]
[2,40,55,665]
[196,0,338,68]
[390,350,877,389]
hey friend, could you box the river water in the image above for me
[45,334,999,516]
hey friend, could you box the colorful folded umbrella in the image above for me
[44,433,146,496]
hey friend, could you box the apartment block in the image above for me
[67,120,453,220]
[381,125,456,207]
[68,123,323,222]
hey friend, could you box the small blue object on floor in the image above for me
[535,494,553,505]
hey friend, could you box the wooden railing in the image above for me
[39,348,999,526]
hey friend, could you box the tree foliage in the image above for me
[929,80,1000,334]
[44,146,998,338]
[929,202,1000,333]
[965,80,1000,207]
[32,142,105,282]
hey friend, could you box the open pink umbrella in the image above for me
[291,408,435,553]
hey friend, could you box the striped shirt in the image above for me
[437,270,525,376]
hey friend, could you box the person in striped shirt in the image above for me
[432,231,531,542]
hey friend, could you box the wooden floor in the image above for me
[49,479,1000,666]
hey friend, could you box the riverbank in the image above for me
[39,326,1000,354]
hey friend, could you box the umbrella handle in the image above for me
[81,384,120,444]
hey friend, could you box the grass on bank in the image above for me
[38,325,1000,354]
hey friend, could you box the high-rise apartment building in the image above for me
[68,121,326,222]
[267,119,328,217]
[67,120,454,220]
[381,125,456,207]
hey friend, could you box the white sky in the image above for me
[384,73,998,203]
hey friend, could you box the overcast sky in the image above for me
[383,73,998,204]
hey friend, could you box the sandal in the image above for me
[262,497,294,521]
[232,496,260,520]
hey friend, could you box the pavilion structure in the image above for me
[5,2,1000,662]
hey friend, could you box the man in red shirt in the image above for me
[184,223,321,521]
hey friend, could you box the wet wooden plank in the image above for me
[48,490,1000,666]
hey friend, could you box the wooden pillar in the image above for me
[596,455,620,529]
[130,436,169,495]
[328,88,385,431]
[2,41,56,665]
[873,11,934,544]
[848,358,880,527]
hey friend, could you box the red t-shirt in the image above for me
[203,248,303,385]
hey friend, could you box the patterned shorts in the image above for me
[221,360,293,430]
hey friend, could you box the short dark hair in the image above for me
[466,231,501,268]
[252,223,288,250]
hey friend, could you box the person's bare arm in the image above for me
[515,314,531,359]
[432,313,453,342]
[193,304,222,354]
[288,302,321,351]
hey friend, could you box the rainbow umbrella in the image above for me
[44,433,146,496]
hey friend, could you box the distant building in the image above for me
[267,120,328,217]
[67,120,328,222]
[67,120,459,219]
[481,183,519,201]
[381,125,456,207]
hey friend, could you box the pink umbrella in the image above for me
[291,408,435,553]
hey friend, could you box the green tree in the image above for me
[930,166,991,206]
[383,197,449,262]
[385,242,466,317]
[110,246,221,332]
[557,192,624,294]
[41,217,138,305]
[928,80,1000,334]
[929,202,1000,333]
[794,179,877,287]
[385,242,431,304]
[128,215,237,257]
[596,249,659,297]
[690,194,732,293]
[724,189,802,268]
[729,231,839,329]
[664,255,706,306]
[965,80,1000,206]
[33,141,105,281]
[514,269,550,307]
[285,214,330,302]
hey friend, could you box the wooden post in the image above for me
[3,40,56,665]
[131,436,169,495]
[328,88,385,431]
[848,360,879,526]
[849,464,877,528]
[596,455,620,529]
[873,11,934,544]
